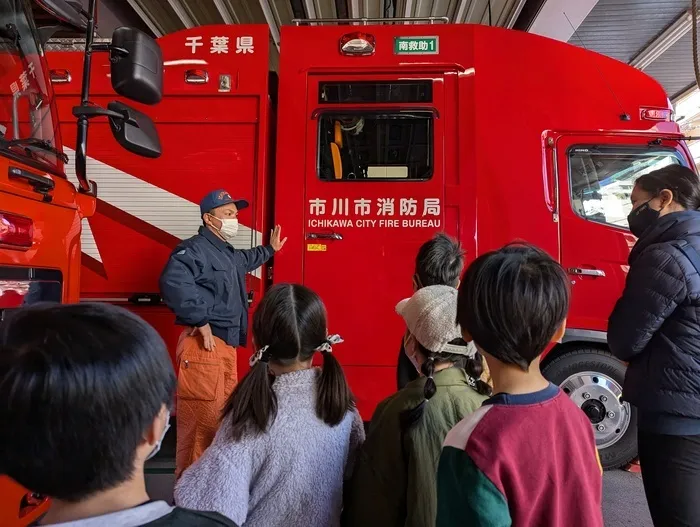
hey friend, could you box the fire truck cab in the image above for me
[0,0,164,524]
[45,19,693,471]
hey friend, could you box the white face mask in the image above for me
[146,409,171,461]
[212,217,239,241]
[404,334,422,374]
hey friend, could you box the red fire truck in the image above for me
[0,0,163,524]
[45,18,693,472]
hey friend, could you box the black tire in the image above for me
[542,348,637,470]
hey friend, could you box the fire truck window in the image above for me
[319,81,432,104]
[0,0,61,172]
[0,268,62,322]
[568,147,684,228]
[318,112,433,181]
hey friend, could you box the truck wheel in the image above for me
[542,348,637,470]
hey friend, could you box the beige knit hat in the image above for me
[396,285,476,357]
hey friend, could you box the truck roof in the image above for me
[277,22,678,136]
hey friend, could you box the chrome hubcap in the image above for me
[560,371,631,450]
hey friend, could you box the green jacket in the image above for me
[342,367,487,527]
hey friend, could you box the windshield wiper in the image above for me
[1,137,69,164]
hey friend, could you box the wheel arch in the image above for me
[542,329,609,370]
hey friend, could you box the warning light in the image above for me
[340,33,376,56]
[0,212,33,249]
[641,108,672,122]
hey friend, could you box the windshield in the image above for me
[0,0,61,172]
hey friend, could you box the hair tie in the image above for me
[249,345,271,367]
[315,334,343,354]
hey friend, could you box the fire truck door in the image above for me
[302,76,449,415]
[556,135,689,332]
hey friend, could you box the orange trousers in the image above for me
[175,330,237,479]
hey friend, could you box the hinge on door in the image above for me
[247,291,254,307]
[267,266,273,281]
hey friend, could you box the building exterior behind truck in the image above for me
[45,20,693,472]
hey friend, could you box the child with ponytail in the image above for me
[175,283,365,527]
[342,285,489,527]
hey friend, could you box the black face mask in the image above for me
[627,200,660,238]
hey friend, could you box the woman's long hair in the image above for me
[222,283,354,441]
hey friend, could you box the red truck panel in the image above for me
[47,26,273,375]
[273,23,686,415]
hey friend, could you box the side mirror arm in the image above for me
[72,105,129,122]
[90,42,130,61]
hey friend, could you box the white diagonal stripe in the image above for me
[63,147,263,277]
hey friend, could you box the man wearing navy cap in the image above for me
[159,189,286,477]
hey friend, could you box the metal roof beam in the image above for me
[413,0,428,17]
[503,0,528,29]
[166,0,195,28]
[124,0,164,37]
[259,0,281,50]
[312,0,337,18]
[213,0,237,24]
[454,0,477,23]
[349,0,360,18]
[630,11,694,71]
[304,0,318,18]
[528,0,599,42]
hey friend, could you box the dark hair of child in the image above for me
[223,283,355,441]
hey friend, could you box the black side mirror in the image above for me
[71,0,163,196]
[107,101,161,158]
[33,0,87,31]
[110,27,163,105]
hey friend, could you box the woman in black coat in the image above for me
[609,164,700,527]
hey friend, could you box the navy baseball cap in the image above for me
[200,189,249,216]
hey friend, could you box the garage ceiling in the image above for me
[570,0,697,100]
[117,0,527,70]
[33,0,700,162]
[37,0,700,100]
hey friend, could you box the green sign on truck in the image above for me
[394,36,439,55]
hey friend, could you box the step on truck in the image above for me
[0,0,163,525]
[45,17,695,471]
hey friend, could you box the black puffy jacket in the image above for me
[609,210,700,421]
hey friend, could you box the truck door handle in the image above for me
[568,268,606,277]
[9,166,54,201]
[307,232,343,240]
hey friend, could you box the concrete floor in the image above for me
[146,460,653,526]
[602,470,652,527]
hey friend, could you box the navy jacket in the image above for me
[159,227,274,347]
[609,211,700,434]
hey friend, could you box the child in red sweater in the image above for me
[436,244,603,527]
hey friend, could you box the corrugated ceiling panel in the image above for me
[309,0,338,19]
[570,0,689,63]
[270,0,296,26]
[208,0,267,25]
[134,0,185,34]
[392,0,520,25]
[644,31,698,100]
[181,0,227,25]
